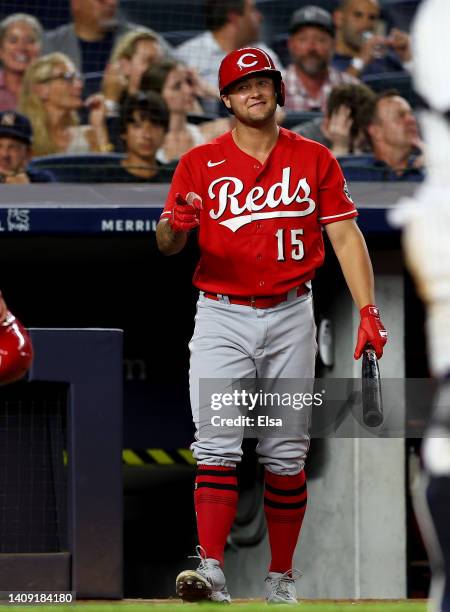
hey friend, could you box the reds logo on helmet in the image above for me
[0,312,33,385]
[218,47,285,107]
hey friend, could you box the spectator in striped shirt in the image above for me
[284,5,358,113]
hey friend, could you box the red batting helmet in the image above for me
[218,47,285,107]
[0,312,33,385]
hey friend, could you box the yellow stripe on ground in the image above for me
[121,448,197,465]
[177,448,196,465]
[122,449,144,465]
[146,449,174,464]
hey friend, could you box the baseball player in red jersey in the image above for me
[156,47,387,604]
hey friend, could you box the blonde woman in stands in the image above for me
[102,29,164,110]
[18,52,111,156]
[0,13,42,112]
[142,59,230,164]
[101,30,216,121]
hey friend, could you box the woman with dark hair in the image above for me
[105,91,172,183]
[294,82,376,156]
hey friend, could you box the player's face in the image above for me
[162,66,196,114]
[0,21,41,75]
[0,137,28,174]
[223,75,278,125]
[336,0,380,51]
[374,96,418,148]
[43,61,83,110]
[123,111,165,161]
[288,26,334,76]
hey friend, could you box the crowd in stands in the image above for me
[0,0,424,183]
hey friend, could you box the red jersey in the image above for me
[161,127,357,296]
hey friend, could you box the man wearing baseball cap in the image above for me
[284,4,358,112]
[0,110,54,183]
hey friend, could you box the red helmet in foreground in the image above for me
[218,47,285,107]
[0,312,33,385]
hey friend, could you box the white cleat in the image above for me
[265,570,301,605]
[176,547,231,603]
[176,568,212,602]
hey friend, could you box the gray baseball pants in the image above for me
[189,289,317,475]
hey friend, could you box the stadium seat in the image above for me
[28,153,125,183]
[283,111,323,129]
[361,71,420,108]
[338,154,424,181]
[338,154,376,167]
[187,112,221,124]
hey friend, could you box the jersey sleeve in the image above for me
[317,149,358,225]
[159,154,195,221]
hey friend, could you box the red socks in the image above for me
[193,465,307,572]
[194,465,238,565]
[264,469,307,574]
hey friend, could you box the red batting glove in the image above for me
[354,304,388,360]
[169,192,201,234]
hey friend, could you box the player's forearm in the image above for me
[331,225,375,309]
[156,219,188,255]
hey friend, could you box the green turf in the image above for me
[0,601,427,612]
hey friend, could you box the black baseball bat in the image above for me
[362,347,383,427]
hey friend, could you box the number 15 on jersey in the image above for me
[275,228,305,262]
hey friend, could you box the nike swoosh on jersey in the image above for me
[207,159,226,167]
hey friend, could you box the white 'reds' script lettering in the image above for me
[208,167,316,232]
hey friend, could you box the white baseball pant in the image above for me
[188,290,317,475]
